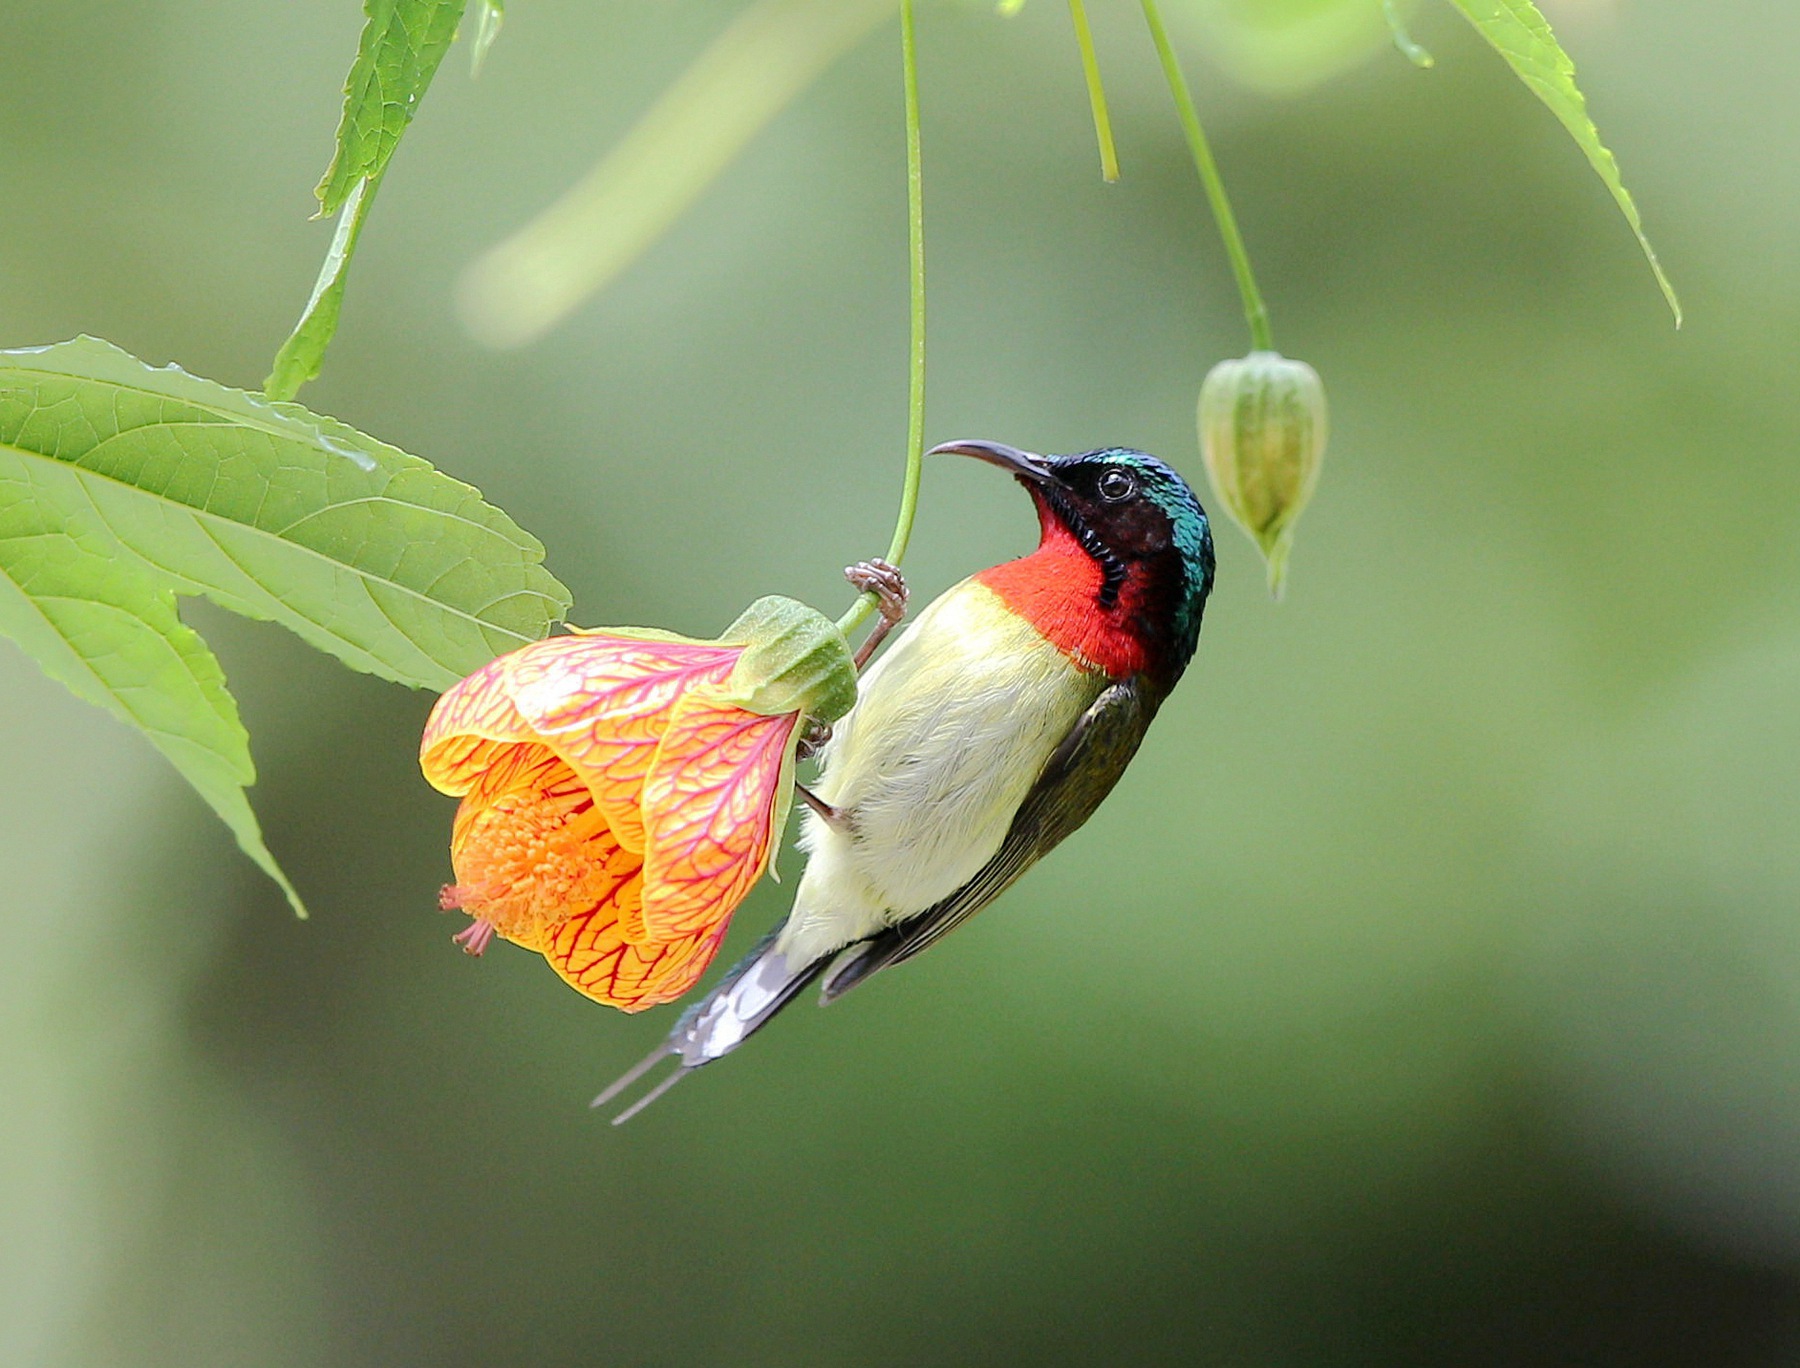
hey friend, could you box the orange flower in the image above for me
[419,600,856,1011]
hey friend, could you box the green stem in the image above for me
[840,0,926,638]
[1139,0,1273,351]
[1068,0,1120,182]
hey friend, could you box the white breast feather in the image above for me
[776,579,1103,963]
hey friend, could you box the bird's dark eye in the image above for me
[1097,469,1135,501]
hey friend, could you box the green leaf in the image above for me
[1445,0,1681,325]
[266,176,377,402]
[267,0,469,400]
[0,486,304,915]
[315,0,468,216]
[0,336,572,910]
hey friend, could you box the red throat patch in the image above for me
[975,516,1148,678]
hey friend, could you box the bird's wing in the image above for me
[820,674,1157,1001]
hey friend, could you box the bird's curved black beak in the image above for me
[927,439,1055,485]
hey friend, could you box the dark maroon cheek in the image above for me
[1123,512,1166,555]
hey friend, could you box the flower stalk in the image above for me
[841,0,926,638]
[1139,0,1272,352]
[1068,0,1120,182]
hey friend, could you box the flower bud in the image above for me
[1198,350,1327,597]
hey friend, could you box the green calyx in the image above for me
[1198,349,1328,598]
[719,595,858,723]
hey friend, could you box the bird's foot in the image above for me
[846,558,908,669]
[794,782,851,833]
[796,717,832,762]
[451,918,497,956]
[847,557,908,619]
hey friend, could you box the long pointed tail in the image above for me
[593,925,827,1124]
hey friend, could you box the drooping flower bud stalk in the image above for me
[1198,351,1328,598]
[1140,0,1270,353]
[1068,0,1120,183]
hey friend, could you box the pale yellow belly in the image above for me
[777,578,1106,963]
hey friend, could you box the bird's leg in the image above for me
[846,558,908,670]
[794,782,851,833]
[795,560,901,829]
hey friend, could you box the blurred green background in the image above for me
[4,1,1798,1364]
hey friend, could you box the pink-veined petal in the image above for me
[542,881,732,1011]
[420,654,541,796]
[501,634,739,853]
[638,695,798,942]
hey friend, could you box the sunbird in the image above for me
[600,440,1216,1119]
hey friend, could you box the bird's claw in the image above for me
[846,559,908,626]
[796,718,833,761]
[846,559,908,670]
